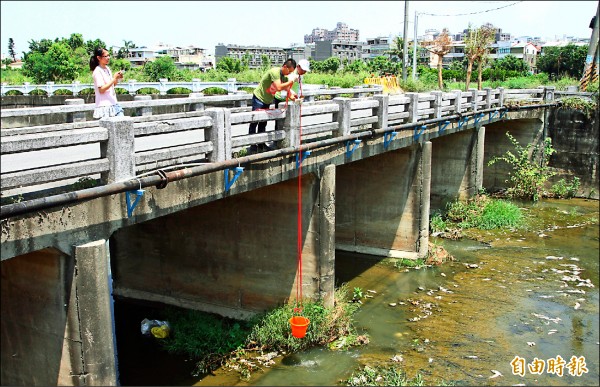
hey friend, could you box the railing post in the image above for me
[23,82,30,96]
[189,93,205,111]
[72,81,81,96]
[333,97,352,136]
[204,108,228,162]
[544,86,556,102]
[431,90,443,119]
[406,92,419,123]
[192,78,201,93]
[498,87,505,107]
[484,87,492,109]
[159,78,168,95]
[1,82,5,97]
[282,102,301,148]
[127,80,137,96]
[469,88,478,113]
[65,98,86,123]
[452,90,462,115]
[134,95,152,116]
[373,94,389,129]
[99,116,135,184]
[46,81,55,96]
[227,78,236,93]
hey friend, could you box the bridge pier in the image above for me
[430,126,486,211]
[336,142,432,259]
[0,240,116,386]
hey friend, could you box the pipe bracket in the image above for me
[224,166,244,192]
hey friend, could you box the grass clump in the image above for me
[345,365,426,386]
[444,194,523,230]
[158,284,363,379]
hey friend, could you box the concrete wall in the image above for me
[0,248,81,386]
[547,107,599,199]
[483,111,546,193]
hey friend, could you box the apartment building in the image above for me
[304,22,359,43]
[215,44,288,69]
[127,43,213,71]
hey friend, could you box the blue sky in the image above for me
[1,1,597,58]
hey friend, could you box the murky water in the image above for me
[116,198,599,386]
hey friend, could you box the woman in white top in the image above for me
[90,47,124,118]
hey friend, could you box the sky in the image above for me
[1,1,597,59]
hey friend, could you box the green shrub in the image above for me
[551,177,580,199]
[487,132,556,201]
[430,211,447,233]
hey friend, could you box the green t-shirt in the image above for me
[254,67,289,105]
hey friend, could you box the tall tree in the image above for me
[464,25,479,90]
[427,28,452,89]
[8,38,16,62]
[475,24,496,90]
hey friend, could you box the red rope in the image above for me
[295,79,303,313]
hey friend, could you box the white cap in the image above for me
[298,59,310,72]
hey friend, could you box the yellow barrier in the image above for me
[580,63,598,91]
[364,75,403,94]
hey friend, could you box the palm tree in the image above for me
[122,40,135,58]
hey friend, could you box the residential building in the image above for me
[363,36,393,60]
[314,40,363,63]
[215,44,287,69]
[304,22,359,43]
[510,41,539,72]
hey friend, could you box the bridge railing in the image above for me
[1,86,561,200]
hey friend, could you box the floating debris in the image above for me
[527,341,535,347]
[548,329,558,335]
[545,255,563,260]
[389,303,397,307]
[440,273,446,277]
[367,289,377,294]
[489,369,503,379]
[574,302,581,310]
[465,355,479,359]
[391,354,404,362]
[532,313,562,324]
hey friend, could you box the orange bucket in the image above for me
[289,316,310,338]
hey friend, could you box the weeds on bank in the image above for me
[158,284,364,379]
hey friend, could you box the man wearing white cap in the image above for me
[274,58,310,108]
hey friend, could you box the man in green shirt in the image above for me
[248,58,297,153]
[274,59,310,108]
[272,59,311,133]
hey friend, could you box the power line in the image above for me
[419,1,522,17]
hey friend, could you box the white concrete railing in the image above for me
[1,78,264,96]
[0,86,559,198]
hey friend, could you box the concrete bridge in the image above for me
[1,85,597,385]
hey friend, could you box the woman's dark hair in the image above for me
[89,47,106,71]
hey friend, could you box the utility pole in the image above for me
[412,11,418,80]
[581,3,599,91]
[402,0,409,81]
